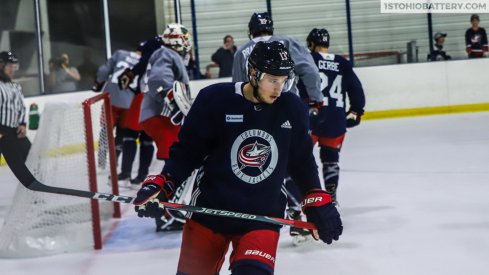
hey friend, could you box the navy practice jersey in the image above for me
[300,52,365,137]
[163,82,321,234]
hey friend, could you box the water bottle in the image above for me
[28,103,40,130]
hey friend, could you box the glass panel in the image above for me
[42,0,105,93]
[1,0,42,96]
[272,0,349,58]
[108,0,158,53]
[350,0,428,66]
[181,0,267,79]
[432,13,489,61]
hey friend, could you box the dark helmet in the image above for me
[307,28,330,48]
[248,12,274,37]
[0,51,19,65]
[248,41,294,79]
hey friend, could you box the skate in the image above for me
[129,174,146,189]
[288,209,312,246]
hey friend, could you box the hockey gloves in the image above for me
[302,189,343,244]
[117,68,135,90]
[134,174,176,218]
[91,81,105,92]
[308,101,323,131]
[346,109,363,128]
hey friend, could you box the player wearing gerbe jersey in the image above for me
[133,41,342,275]
[300,28,366,202]
[93,49,154,184]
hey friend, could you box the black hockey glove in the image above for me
[302,189,343,244]
[134,174,176,218]
[346,109,363,128]
[91,81,105,92]
[308,101,323,131]
[117,68,135,90]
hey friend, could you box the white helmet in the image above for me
[162,23,192,55]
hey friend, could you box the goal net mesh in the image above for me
[0,97,118,258]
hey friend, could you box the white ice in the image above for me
[0,112,488,275]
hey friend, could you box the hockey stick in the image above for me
[11,160,316,230]
[27,180,316,229]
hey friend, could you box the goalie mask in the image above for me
[307,28,330,49]
[248,41,295,93]
[162,23,192,56]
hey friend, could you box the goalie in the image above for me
[138,23,194,231]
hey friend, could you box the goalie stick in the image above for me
[10,160,316,230]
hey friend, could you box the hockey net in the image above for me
[0,93,120,258]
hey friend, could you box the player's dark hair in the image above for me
[307,28,330,49]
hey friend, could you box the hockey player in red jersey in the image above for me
[133,41,342,275]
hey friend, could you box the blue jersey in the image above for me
[300,52,365,137]
[163,82,321,234]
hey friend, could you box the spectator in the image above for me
[465,14,488,58]
[48,53,80,93]
[77,50,98,90]
[428,32,451,61]
[0,51,31,178]
[205,35,236,78]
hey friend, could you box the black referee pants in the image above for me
[0,125,32,184]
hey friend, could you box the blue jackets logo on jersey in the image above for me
[238,141,271,170]
[230,129,278,184]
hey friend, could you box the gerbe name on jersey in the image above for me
[318,60,339,72]
[230,129,278,184]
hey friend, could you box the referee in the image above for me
[0,51,31,180]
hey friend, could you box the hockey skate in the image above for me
[116,171,132,189]
[129,174,146,189]
[287,209,313,246]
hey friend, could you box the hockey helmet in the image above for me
[248,41,295,90]
[0,51,19,71]
[248,12,274,38]
[307,28,330,49]
[0,51,19,64]
[162,23,192,55]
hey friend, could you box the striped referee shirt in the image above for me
[0,80,26,128]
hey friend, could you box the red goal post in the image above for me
[83,92,121,249]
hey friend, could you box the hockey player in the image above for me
[301,28,365,203]
[232,12,323,242]
[93,48,154,185]
[138,23,192,231]
[133,41,343,275]
[117,24,191,90]
[138,23,191,163]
